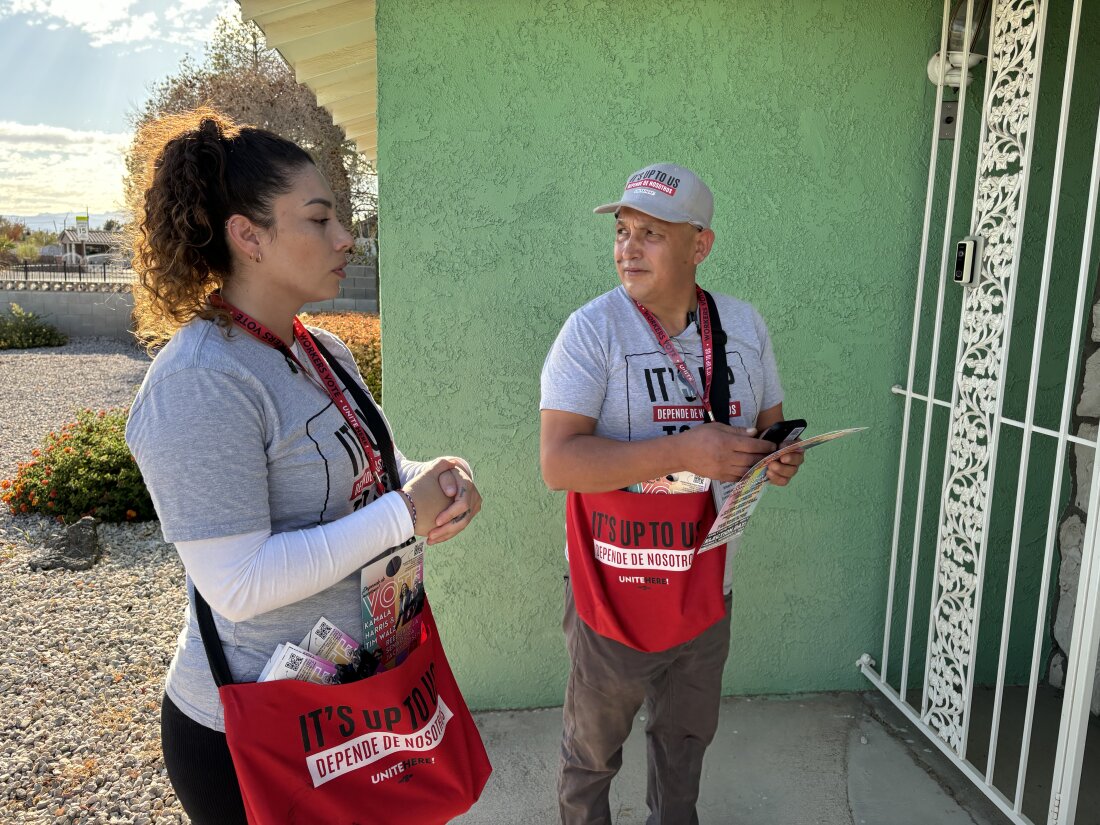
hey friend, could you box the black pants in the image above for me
[161,693,249,825]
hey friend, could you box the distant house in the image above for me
[58,229,124,262]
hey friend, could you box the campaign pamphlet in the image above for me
[253,542,431,687]
[258,642,340,685]
[301,616,361,667]
[360,539,426,672]
[699,427,866,552]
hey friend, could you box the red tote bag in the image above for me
[566,489,727,653]
[195,595,491,825]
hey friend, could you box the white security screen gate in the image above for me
[859,1,1100,824]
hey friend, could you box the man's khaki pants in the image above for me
[559,582,733,825]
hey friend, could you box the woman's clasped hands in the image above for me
[401,457,483,545]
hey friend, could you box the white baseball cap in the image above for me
[594,163,714,229]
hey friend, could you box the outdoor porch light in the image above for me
[926,0,991,88]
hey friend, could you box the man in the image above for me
[540,163,802,825]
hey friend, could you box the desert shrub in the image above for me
[0,303,68,349]
[1,408,155,523]
[299,311,382,401]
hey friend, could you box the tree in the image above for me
[0,217,27,242]
[125,10,376,229]
[101,219,121,232]
[27,229,59,247]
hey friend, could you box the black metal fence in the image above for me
[0,261,136,286]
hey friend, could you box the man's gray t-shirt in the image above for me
[127,318,399,731]
[540,285,784,594]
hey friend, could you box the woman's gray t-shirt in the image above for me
[127,319,401,731]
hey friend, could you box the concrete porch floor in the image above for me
[453,689,1099,825]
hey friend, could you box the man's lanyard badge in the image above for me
[632,285,715,423]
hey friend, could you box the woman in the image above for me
[125,109,481,824]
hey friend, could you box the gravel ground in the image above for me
[0,339,192,824]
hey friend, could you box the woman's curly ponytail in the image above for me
[129,107,313,350]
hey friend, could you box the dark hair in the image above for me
[130,107,314,348]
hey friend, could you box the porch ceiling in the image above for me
[237,0,377,161]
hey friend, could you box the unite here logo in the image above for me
[299,663,452,788]
[626,168,681,197]
[307,700,454,787]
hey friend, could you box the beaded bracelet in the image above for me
[399,490,417,532]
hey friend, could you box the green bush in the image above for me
[0,303,68,349]
[1,408,155,523]
[299,311,382,401]
[345,342,382,401]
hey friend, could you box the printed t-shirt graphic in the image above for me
[306,399,393,521]
[625,346,760,440]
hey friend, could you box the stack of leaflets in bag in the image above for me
[257,616,359,685]
[257,539,426,685]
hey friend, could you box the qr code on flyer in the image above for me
[287,653,303,671]
[316,621,332,640]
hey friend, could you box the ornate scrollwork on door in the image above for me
[924,0,1042,756]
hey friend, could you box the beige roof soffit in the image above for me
[313,68,377,108]
[237,0,377,161]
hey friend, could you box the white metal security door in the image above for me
[859,1,1100,824]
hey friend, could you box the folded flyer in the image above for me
[626,470,710,494]
[699,427,866,552]
[258,642,340,685]
[360,539,426,672]
[301,616,360,667]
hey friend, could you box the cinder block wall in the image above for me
[303,265,379,314]
[0,265,378,340]
[0,290,134,340]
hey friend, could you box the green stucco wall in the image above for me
[376,0,982,710]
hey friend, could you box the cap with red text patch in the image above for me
[594,163,713,229]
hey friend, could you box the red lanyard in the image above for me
[632,285,715,423]
[209,293,387,499]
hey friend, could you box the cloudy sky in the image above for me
[1,0,232,225]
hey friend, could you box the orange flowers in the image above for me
[5,406,151,522]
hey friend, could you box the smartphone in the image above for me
[758,418,807,447]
